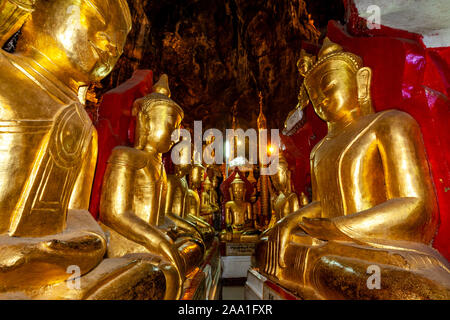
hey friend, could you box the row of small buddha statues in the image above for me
[0,0,449,301]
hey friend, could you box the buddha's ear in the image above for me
[356,67,374,114]
[356,67,372,101]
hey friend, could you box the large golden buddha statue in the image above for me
[0,0,169,299]
[255,38,450,299]
[165,148,215,248]
[99,75,207,299]
[221,174,258,242]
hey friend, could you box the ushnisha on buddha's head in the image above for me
[302,38,373,123]
[133,74,184,154]
[14,0,131,89]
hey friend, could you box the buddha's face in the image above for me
[305,62,360,122]
[271,164,289,193]
[231,183,245,201]
[190,165,205,188]
[19,0,131,84]
[212,177,218,188]
[146,104,183,153]
[174,164,190,178]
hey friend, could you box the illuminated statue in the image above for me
[99,75,205,300]
[187,163,206,220]
[165,150,215,248]
[221,174,258,242]
[0,0,173,299]
[210,175,221,214]
[200,176,215,224]
[0,0,169,300]
[267,155,302,229]
[255,38,450,299]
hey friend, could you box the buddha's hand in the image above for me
[299,217,351,241]
[263,217,293,269]
[158,238,185,279]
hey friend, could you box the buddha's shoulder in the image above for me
[225,201,234,207]
[0,53,64,119]
[370,109,419,129]
[108,146,149,169]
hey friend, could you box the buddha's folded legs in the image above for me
[0,210,168,299]
[255,233,450,299]
[101,223,205,299]
[35,257,167,300]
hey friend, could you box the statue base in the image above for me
[218,240,256,282]
[181,237,221,300]
[245,268,299,300]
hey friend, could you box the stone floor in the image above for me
[222,285,245,300]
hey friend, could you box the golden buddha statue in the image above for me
[186,163,207,219]
[210,175,221,214]
[221,174,258,242]
[255,38,450,299]
[165,149,215,248]
[200,176,215,224]
[99,75,205,300]
[267,155,301,229]
[0,0,169,299]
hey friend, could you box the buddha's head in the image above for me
[230,174,245,201]
[270,154,290,194]
[173,145,191,178]
[212,175,219,189]
[189,164,205,189]
[14,0,131,89]
[203,176,212,192]
[133,74,184,154]
[303,38,373,123]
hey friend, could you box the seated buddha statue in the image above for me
[200,176,215,225]
[221,174,259,242]
[186,163,208,221]
[0,0,168,300]
[165,149,215,248]
[255,38,450,299]
[210,174,221,230]
[209,175,221,213]
[267,154,301,229]
[99,75,205,300]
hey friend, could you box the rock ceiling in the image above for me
[88,0,344,131]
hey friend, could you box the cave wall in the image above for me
[88,0,344,131]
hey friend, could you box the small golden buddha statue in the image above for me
[186,163,207,219]
[209,175,221,214]
[267,155,301,229]
[99,75,205,300]
[165,151,215,248]
[255,38,450,299]
[200,176,215,224]
[221,174,258,242]
[0,0,167,299]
